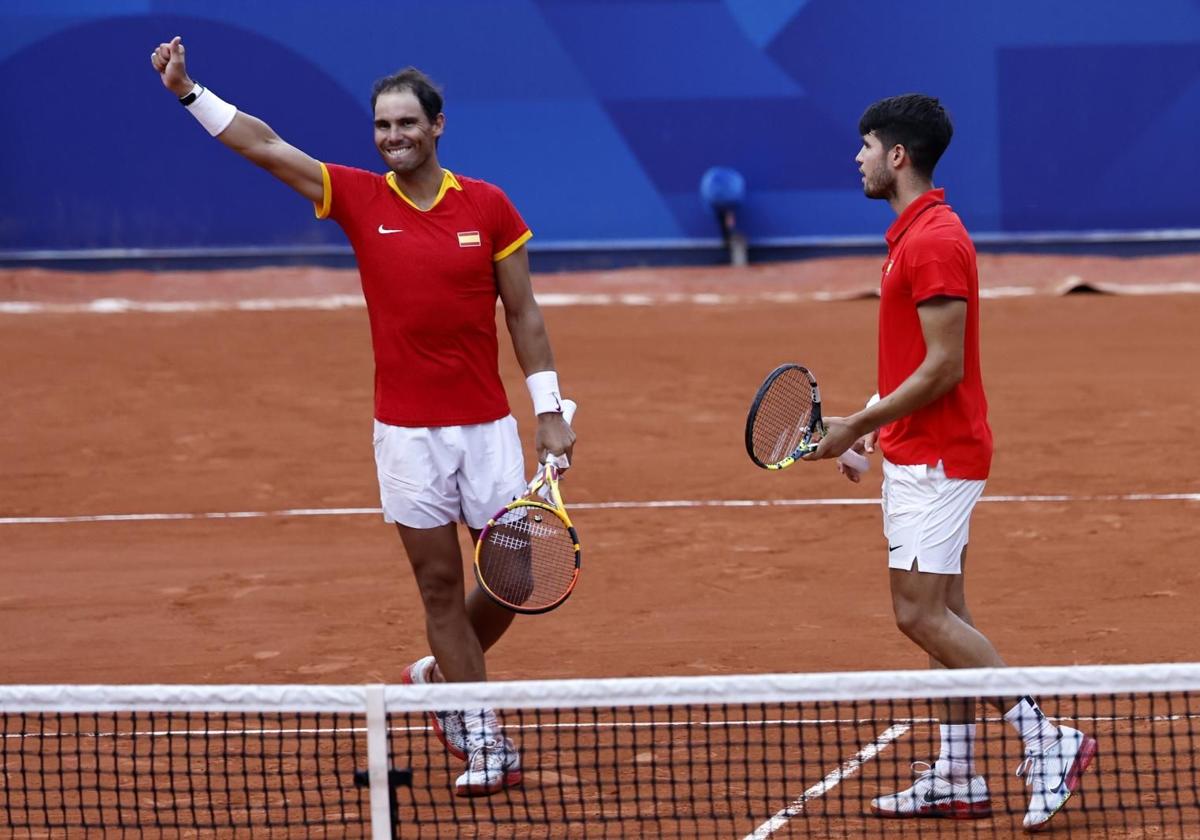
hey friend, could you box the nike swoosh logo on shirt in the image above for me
[377,225,404,234]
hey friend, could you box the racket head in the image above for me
[474,467,581,614]
[745,363,822,470]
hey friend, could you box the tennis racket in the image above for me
[474,400,579,614]
[745,364,871,472]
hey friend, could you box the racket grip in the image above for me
[838,448,871,473]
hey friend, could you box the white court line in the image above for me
[3,281,1200,315]
[0,493,1195,526]
[742,724,911,839]
[0,296,369,315]
[0,293,864,315]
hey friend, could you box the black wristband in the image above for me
[178,84,203,106]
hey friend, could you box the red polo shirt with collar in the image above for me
[876,188,992,479]
[315,164,532,427]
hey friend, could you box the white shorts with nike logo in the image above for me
[881,459,986,574]
[373,415,526,530]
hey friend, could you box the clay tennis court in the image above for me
[2,254,1198,837]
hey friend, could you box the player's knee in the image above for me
[893,602,935,644]
[419,583,460,615]
[410,562,461,613]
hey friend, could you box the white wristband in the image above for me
[525,370,563,415]
[182,84,238,137]
[866,393,881,409]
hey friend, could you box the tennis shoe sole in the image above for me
[454,768,523,797]
[871,799,993,820]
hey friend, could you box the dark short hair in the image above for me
[858,94,953,177]
[371,67,444,122]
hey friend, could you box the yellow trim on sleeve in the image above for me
[313,162,332,219]
[493,229,533,262]
[385,168,462,211]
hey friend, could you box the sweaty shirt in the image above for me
[876,188,992,479]
[316,164,532,427]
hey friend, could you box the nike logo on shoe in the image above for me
[922,791,954,803]
[377,225,404,234]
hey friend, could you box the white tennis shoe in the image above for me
[871,761,992,819]
[1017,725,1098,831]
[400,656,468,761]
[455,736,522,797]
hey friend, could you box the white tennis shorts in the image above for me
[881,459,986,574]
[373,416,526,530]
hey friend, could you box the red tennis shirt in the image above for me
[316,164,532,427]
[876,188,993,479]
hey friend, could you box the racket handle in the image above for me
[838,448,871,473]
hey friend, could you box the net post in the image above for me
[364,684,394,840]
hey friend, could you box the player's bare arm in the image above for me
[150,36,323,204]
[812,295,966,462]
[496,246,576,465]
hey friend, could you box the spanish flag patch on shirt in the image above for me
[457,230,482,247]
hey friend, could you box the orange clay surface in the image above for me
[1,257,1198,838]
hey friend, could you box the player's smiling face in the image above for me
[374,90,443,175]
[856,131,894,200]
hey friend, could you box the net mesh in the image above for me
[749,366,816,466]
[1,710,368,837]
[2,665,1199,838]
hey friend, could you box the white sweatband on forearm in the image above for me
[866,393,880,409]
[525,370,563,415]
[181,84,238,137]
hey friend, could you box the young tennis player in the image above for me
[804,94,1096,830]
[150,35,576,796]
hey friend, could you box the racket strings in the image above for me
[478,506,576,610]
[751,369,816,465]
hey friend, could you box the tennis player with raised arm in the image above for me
[805,94,1096,831]
[151,36,575,796]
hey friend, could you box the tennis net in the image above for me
[2,663,1198,838]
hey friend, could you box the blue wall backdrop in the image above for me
[2,1,1198,257]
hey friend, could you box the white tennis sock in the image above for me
[934,723,976,782]
[1004,696,1059,754]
